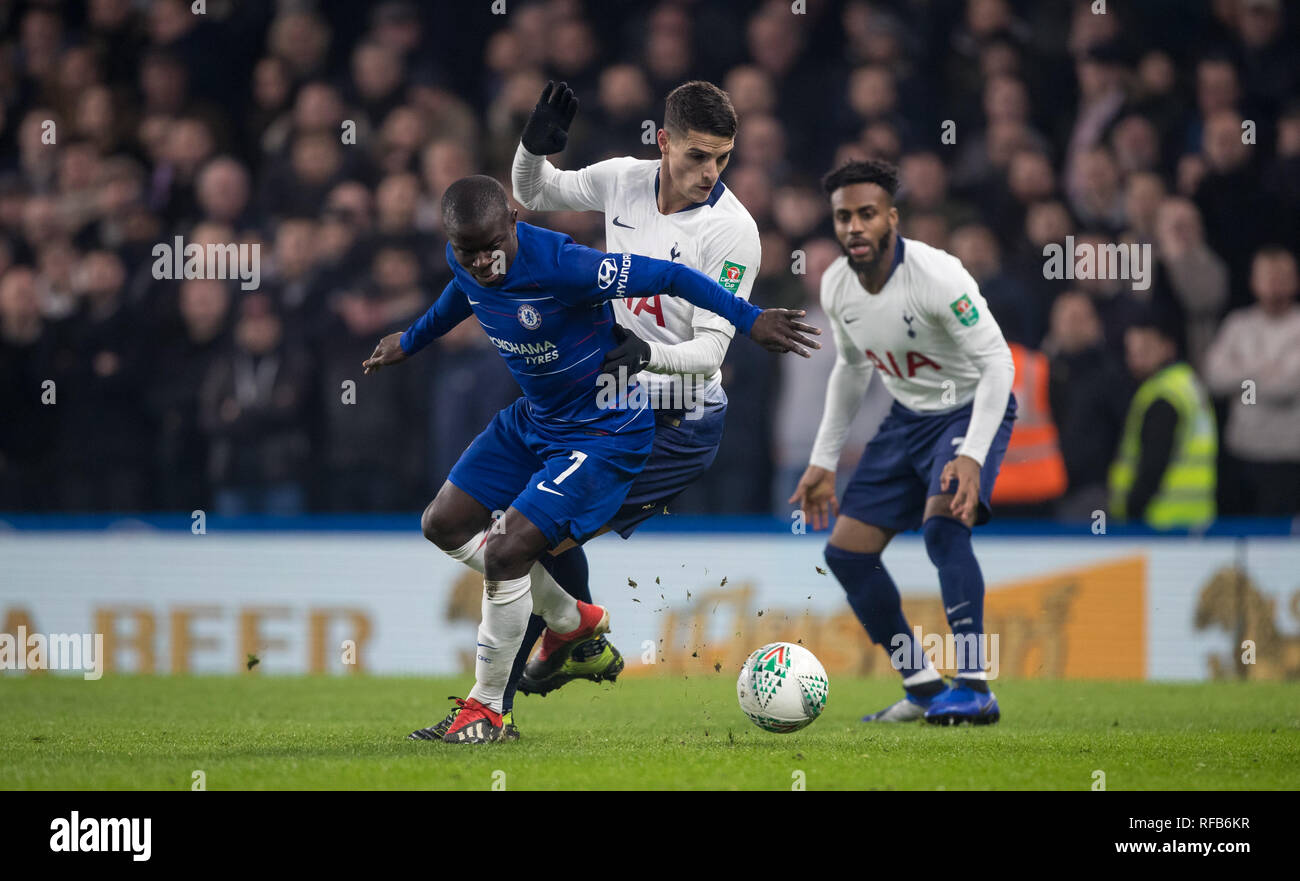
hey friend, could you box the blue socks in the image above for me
[922,516,988,686]
[825,518,989,693]
[823,545,930,681]
[502,545,591,713]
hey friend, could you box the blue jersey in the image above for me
[401,221,762,428]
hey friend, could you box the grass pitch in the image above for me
[2,675,1297,790]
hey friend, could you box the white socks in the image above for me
[443,530,583,713]
[529,563,580,633]
[903,666,942,687]
[467,578,531,712]
[444,529,580,632]
[446,530,489,573]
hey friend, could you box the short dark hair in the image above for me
[441,174,509,229]
[821,159,901,200]
[664,81,737,139]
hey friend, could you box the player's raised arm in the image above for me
[362,279,472,374]
[512,81,633,212]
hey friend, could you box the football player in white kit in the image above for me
[789,159,1017,725]
[507,79,788,703]
[408,80,817,740]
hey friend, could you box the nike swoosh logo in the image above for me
[945,602,969,615]
[466,297,481,305]
[844,316,859,324]
[612,216,635,229]
[951,436,964,446]
[536,481,565,496]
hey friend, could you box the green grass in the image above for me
[2,675,1297,790]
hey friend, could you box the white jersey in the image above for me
[810,236,1015,470]
[512,144,761,407]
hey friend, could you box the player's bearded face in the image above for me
[831,184,897,270]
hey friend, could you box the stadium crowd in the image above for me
[0,0,1297,523]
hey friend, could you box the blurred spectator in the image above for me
[426,319,521,489]
[315,247,429,511]
[1063,42,1129,208]
[949,223,1039,345]
[1109,113,1163,175]
[148,279,231,510]
[1109,308,1217,529]
[195,157,253,230]
[51,250,148,511]
[200,294,311,516]
[1194,109,1289,308]
[1044,291,1129,520]
[1203,247,1300,516]
[1071,229,1145,360]
[1152,197,1228,371]
[0,266,58,510]
[1234,0,1299,118]
[1263,102,1300,216]
[1121,171,1165,242]
[899,151,977,231]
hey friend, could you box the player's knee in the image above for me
[922,515,971,566]
[421,499,464,550]
[482,532,536,580]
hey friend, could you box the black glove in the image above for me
[601,323,651,378]
[521,81,579,156]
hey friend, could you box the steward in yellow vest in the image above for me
[1109,317,1217,529]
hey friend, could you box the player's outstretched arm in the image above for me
[363,280,472,374]
[596,252,820,355]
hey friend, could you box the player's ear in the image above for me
[656,128,669,155]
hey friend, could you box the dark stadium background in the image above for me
[1,0,1297,524]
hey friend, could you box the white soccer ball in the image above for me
[736,642,829,733]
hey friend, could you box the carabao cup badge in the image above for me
[517,303,542,330]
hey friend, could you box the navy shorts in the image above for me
[607,399,727,538]
[448,397,654,546]
[839,395,1017,532]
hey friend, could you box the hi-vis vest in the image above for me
[992,343,1067,504]
[1109,361,1217,529]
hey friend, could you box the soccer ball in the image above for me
[736,642,829,733]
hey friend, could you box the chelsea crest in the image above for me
[517,304,542,330]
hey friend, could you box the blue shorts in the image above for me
[839,395,1017,532]
[448,398,654,546]
[608,400,727,538]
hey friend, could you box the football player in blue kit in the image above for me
[363,175,818,742]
